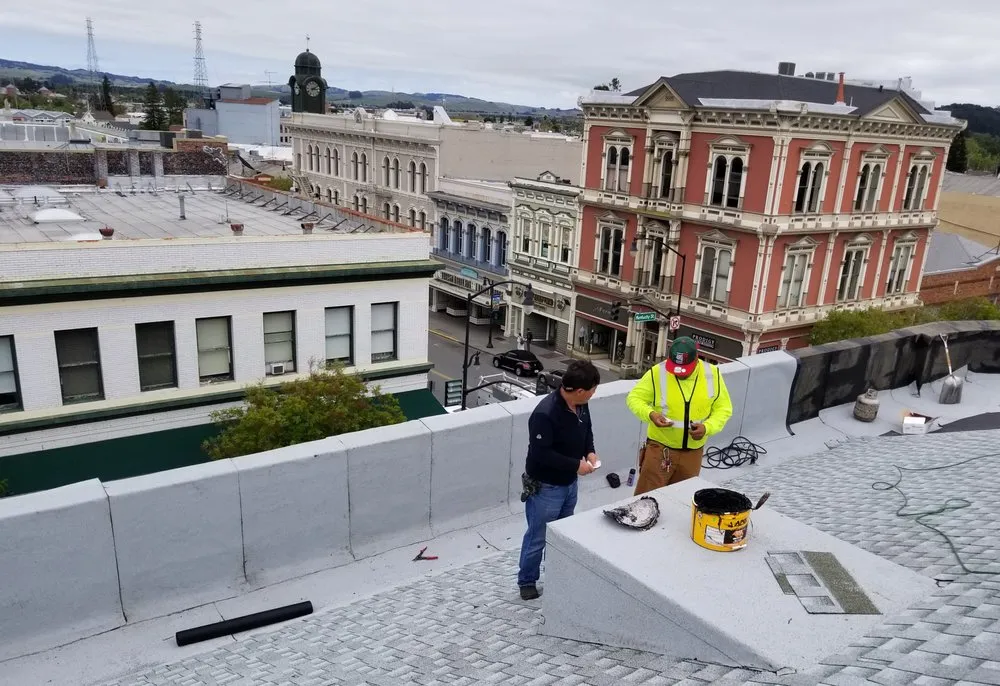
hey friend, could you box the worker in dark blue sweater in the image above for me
[517,360,601,600]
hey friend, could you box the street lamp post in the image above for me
[460,281,534,410]
[629,232,687,339]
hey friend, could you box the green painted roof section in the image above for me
[393,388,447,420]
[0,260,440,302]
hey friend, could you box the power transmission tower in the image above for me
[85,17,101,109]
[193,21,209,95]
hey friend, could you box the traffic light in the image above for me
[610,301,622,321]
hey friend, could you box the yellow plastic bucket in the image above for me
[691,488,754,552]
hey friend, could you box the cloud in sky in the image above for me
[1,0,996,109]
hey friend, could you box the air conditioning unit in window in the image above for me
[268,362,286,375]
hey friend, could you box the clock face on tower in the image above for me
[306,81,321,97]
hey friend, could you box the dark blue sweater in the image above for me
[525,390,595,486]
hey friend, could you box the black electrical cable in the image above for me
[872,450,1000,579]
[702,436,766,469]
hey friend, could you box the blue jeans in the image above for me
[517,480,578,587]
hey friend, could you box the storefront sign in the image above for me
[756,343,782,354]
[675,324,744,360]
[575,294,622,325]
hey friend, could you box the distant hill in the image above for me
[940,103,1000,137]
[0,57,579,117]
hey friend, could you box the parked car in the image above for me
[492,349,543,376]
[538,369,564,390]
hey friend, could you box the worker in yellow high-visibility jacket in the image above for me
[625,336,733,495]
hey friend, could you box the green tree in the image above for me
[140,81,164,130]
[610,77,622,92]
[202,365,406,460]
[348,90,363,99]
[524,116,534,127]
[162,87,186,127]
[947,130,969,173]
[266,175,294,191]
[100,74,114,114]
[593,84,610,91]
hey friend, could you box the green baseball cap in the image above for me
[667,336,699,376]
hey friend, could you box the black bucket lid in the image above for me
[693,488,753,514]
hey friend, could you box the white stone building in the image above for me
[507,171,583,352]
[0,180,439,471]
[284,107,583,232]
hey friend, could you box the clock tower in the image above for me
[288,48,327,114]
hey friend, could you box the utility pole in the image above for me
[85,18,101,110]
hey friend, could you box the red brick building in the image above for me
[920,232,1000,305]
[571,67,965,365]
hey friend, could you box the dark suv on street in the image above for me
[492,349,543,376]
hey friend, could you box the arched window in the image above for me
[481,227,493,263]
[333,190,339,205]
[604,146,618,192]
[726,157,743,208]
[313,146,319,172]
[618,147,630,193]
[392,204,400,223]
[497,231,508,267]
[408,208,416,226]
[361,196,368,214]
[419,162,428,193]
[465,223,476,259]
[296,152,302,170]
[453,219,464,254]
[392,158,401,189]
[382,156,390,186]
[351,152,359,180]
[808,162,824,212]
[332,148,340,176]
[864,164,881,211]
[408,161,417,192]
[360,153,368,182]
[795,161,825,213]
[307,145,314,171]
[418,210,427,230]
[326,187,333,202]
[325,147,332,174]
[353,194,360,211]
[382,202,391,220]
[914,166,929,210]
[660,150,673,198]
[710,157,728,206]
[438,217,449,250]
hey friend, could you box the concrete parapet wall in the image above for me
[787,320,1000,424]
[0,351,836,659]
[0,479,124,662]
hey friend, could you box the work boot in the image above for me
[519,584,540,600]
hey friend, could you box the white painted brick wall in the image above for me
[0,278,430,415]
[0,233,431,281]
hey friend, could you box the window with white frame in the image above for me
[196,317,233,383]
[659,148,674,198]
[135,321,177,391]
[560,225,573,263]
[392,158,401,189]
[454,219,463,254]
[708,145,746,209]
[408,208,416,227]
[351,152,359,180]
[697,240,733,303]
[408,161,416,192]
[332,148,340,176]
[361,196,369,214]
[836,238,871,302]
[382,202,391,220]
[886,236,917,294]
[263,311,295,374]
[306,145,313,171]
[518,216,531,253]
[903,161,932,211]
[324,147,332,175]
[647,240,665,287]
[598,224,624,277]
[0,335,21,411]
[438,217,449,250]
[360,153,368,183]
[539,221,551,259]
[419,163,428,193]
[325,306,353,366]
[371,302,398,363]
[353,194,360,212]
[794,154,828,214]
[419,211,427,231]
[853,155,886,212]
[777,243,815,308]
[604,136,632,193]
[382,156,390,186]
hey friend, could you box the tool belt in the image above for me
[520,472,541,502]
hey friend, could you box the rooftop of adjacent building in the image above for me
[0,180,408,244]
[7,366,1000,686]
[582,68,963,127]
[925,230,1000,274]
[941,169,1000,196]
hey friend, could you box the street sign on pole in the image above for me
[444,379,463,407]
[669,315,681,331]
[491,292,502,305]
[633,311,656,323]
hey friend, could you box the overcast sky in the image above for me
[0,0,995,109]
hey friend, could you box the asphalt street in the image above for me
[426,331,618,408]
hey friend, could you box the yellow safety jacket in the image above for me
[625,359,733,450]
